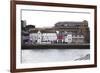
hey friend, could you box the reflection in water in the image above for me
[22,49,90,63]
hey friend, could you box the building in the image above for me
[72,34,84,44]
[21,20,36,45]
[42,32,57,43]
[21,20,26,30]
[27,20,89,45]
[30,33,38,44]
[37,31,42,44]
[54,20,90,44]
[57,31,64,43]
[21,20,29,45]
[64,32,72,43]
[29,30,57,44]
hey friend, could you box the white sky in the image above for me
[22,9,91,28]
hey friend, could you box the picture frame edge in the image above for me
[10,0,97,72]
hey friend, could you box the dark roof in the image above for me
[25,25,35,29]
[21,31,29,35]
[56,21,84,25]
[29,28,56,33]
[55,21,84,27]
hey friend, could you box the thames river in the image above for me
[22,49,90,63]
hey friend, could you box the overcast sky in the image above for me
[22,9,91,28]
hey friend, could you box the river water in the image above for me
[22,49,90,63]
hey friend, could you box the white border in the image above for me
[16,5,95,69]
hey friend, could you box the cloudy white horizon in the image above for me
[21,7,92,28]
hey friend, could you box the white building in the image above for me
[72,35,84,43]
[42,33,57,44]
[30,30,84,44]
[30,30,57,44]
[64,34,72,43]
[64,32,84,44]
[29,33,37,44]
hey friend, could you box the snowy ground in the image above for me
[21,49,90,63]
